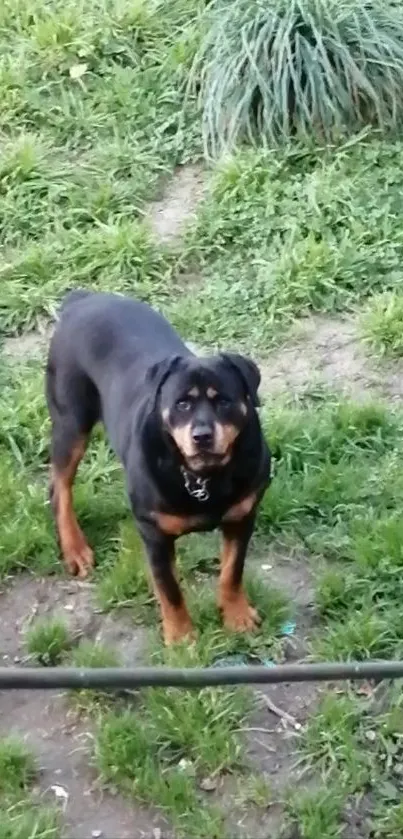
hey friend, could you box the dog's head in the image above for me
[147,353,261,473]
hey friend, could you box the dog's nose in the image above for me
[192,425,213,448]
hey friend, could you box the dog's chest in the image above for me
[153,489,257,537]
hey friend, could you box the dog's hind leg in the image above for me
[46,361,99,578]
[49,430,93,578]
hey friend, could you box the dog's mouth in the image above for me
[185,451,230,472]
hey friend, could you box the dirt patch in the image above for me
[147,164,206,243]
[0,574,166,839]
[2,323,52,362]
[259,316,376,399]
[259,314,403,403]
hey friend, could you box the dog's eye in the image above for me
[216,396,231,408]
[176,399,192,412]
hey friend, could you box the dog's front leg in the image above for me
[218,516,260,632]
[139,523,194,645]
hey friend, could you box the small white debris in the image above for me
[92,831,103,838]
[152,829,162,839]
[178,758,192,772]
[64,604,74,612]
[365,730,376,742]
[69,63,88,80]
[199,776,218,792]
[261,564,272,571]
[50,784,69,808]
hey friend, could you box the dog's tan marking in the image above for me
[152,580,194,644]
[218,536,259,632]
[51,437,94,578]
[187,387,199,398]
[152,512,205,536]
[214,421,239,454]
[160,599,194,644]
[162,407,170,423]
[171,423,195,458]
[239,401,247,416]
[222,491,257,523]
[206,387,218,399]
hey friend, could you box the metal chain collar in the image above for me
[180,467,210,502]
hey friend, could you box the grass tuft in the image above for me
[0,739,36,798]
[193,0,403,155]
[69,641,121,712]
[25,617,72,666]
[361,291,403,358]
[71,640,120,670]
[285,784,345,839]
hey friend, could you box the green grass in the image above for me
[96,707,225,838]
[97,521,154,620]
[25,616,72,665]
[0,805,59,839]
[0,0,201,335]
[0,739,36,798]
[95,638,251,838]
[285,785,346,839]
[71,639,121,670]
[361,290,403,358]
[0,737,59,839]
[69,640,121,712]
[172,138,403,348]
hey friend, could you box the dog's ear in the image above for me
[220,353,261,407]
[146,355,183,408]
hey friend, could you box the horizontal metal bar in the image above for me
[0,660,402,690]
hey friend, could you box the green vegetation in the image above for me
[361,291,403,357]
[25,617,72,665]
[0,806,59,839]
[0,737,59,839]
[0,739,36,798]
[193,0,403,154]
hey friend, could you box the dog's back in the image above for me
[47,289,191,457]
[52,289,189,385]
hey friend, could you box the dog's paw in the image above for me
[221,594,260,633]
[162,610,195,645]
[62,533,94,579]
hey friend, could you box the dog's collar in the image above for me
[180,467,210,502]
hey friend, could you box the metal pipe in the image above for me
[0,660,402,690]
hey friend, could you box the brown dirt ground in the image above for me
[259,314,403,403]
[2,165,403,837]
[146,164,206,243]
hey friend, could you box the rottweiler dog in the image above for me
[46,290,271,643]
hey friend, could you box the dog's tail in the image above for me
[59,288,92,315]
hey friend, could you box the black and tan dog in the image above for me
[46,290,271,643]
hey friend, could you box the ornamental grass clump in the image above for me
[192,0,403,155]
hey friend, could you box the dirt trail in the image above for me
[259,315,403,402]
[147,164,205,243]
